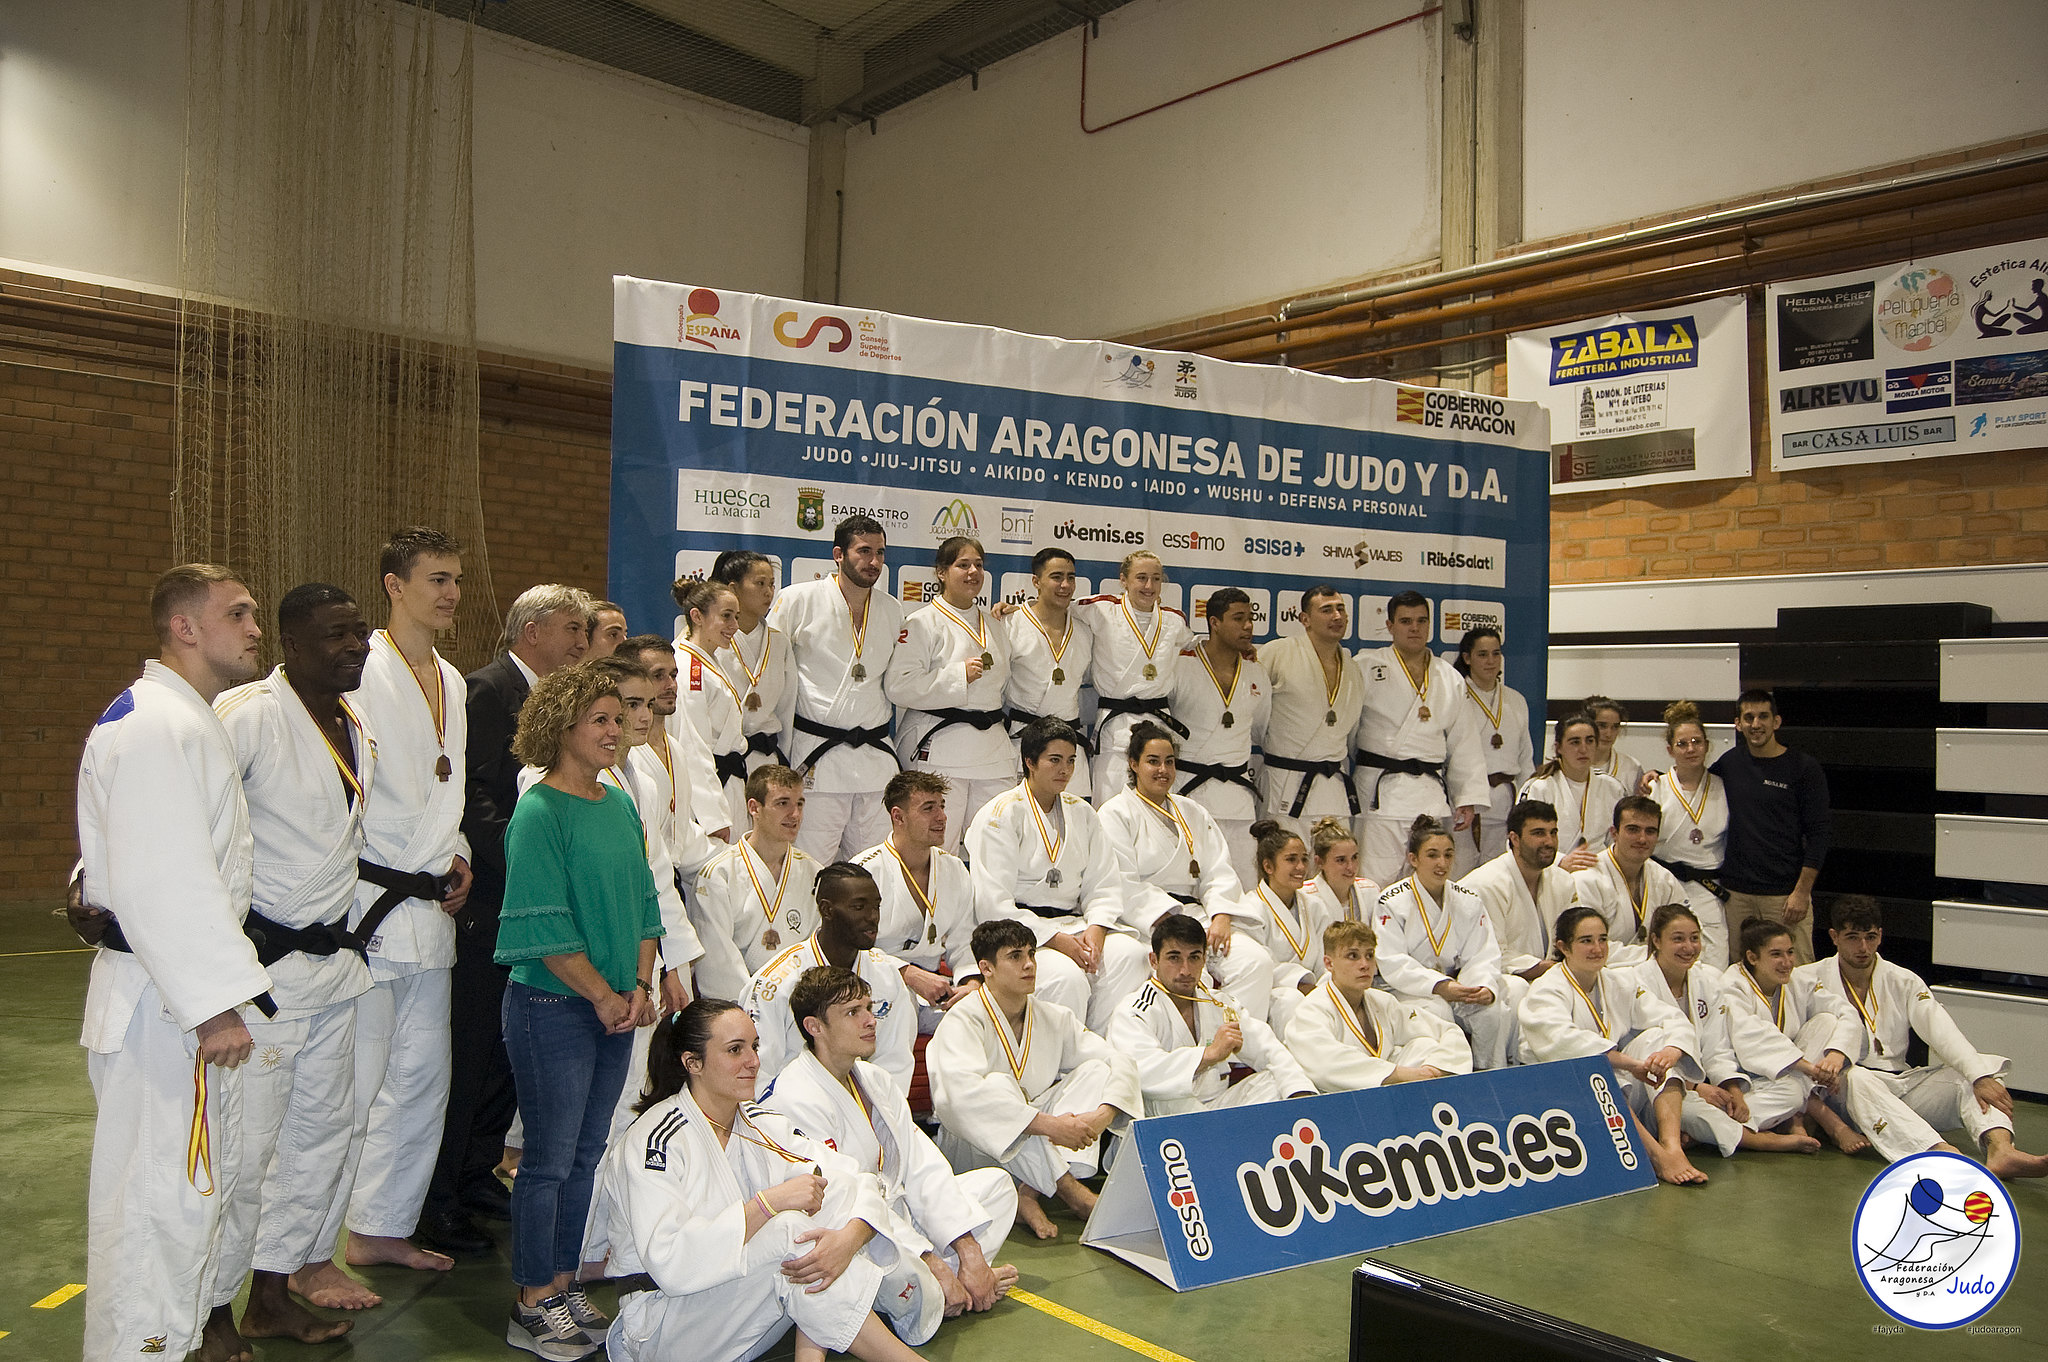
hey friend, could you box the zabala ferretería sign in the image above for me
[1080,1055,1655,1290]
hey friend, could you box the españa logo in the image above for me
[774,310,854,353]
[680,288,741,350]
[1549,318,1699,383]
[1395,389,1428,424]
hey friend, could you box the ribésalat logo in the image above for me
[1394,387,1519,436]
[1236,1103,1588,1235]
[1853,1151,2018,1331]
[679,288,741,351]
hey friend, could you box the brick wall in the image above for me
[0,269,616,898]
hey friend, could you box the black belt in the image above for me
[603,1271,659,1300]
[355,860,452,948]
[244,907,366,967]
[1264,753,1359,817]
[98,916,278,1017]
[714,750,749,786]
[1007,708,1094,758]
[1353,749,1447,812]
[792,714,898,775]
[913,706,1008,757]
[1168,891,1201,906]
[1177,759,1257,802]
[1095,695,1189,741]
[744,731,788,766]
[1015,902,1080,921]
[1654,857,1729,900]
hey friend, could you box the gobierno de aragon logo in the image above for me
[1852,1151,2019,1331]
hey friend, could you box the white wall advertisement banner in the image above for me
[1767,237,2048,471]
[1507,293,1751,496]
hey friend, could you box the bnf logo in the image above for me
[1157,1138,1212,1260]
[1853,1151,2019,1330]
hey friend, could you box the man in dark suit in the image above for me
[417,583,592,1254]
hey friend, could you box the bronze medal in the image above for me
[1490,732,1503,750]
[1690,828,1704,845]
[1418,705,1431,721]
[1324,708,1337,726]
[746,691,762,712]
[927,922,937,943]
[851,663,867,682]
[1046,867,1062,887]
[1221,710,1235,728]
[435,753,452,782]
[1189,858,1201,879]
[1051,666,1066,686]
[980,651,995,669]
[1142,662,1157,680]
[762,928,780,951]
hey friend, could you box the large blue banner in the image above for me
[1082,1056,1656,1289]
[609,278,1552,734]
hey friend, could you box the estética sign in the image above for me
[1080,1055,1656,1290]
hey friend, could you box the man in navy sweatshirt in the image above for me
[1711,689,1831,964]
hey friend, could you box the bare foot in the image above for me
[195,1305,252,1362]
[1052,1174,1099,1220]
[345,1234,454,1272]
[1986,1145,2048,1180]
[991,1263,1020,1298]
[1742,1129,1823,1154]
[1016,1191,1058,1241]
[240,1273,353,1343]
[1648,1143,1709,1186]
[288,1260,382,1310]
[1807,1101,1870,1155]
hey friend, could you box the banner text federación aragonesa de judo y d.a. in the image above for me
[609,278,1552,732]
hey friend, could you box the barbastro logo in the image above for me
[1853,1151,2018,1330]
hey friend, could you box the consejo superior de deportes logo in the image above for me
[1852,1151,2018,1330]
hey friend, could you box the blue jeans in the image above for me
[502,981,631,1287]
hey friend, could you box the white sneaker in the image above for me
[506,1293,601,1361]
[877,1254,944,1346]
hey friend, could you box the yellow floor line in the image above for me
[31,1284,84,1309]
[1008,1288,1198,1362]
[0,949,93,959]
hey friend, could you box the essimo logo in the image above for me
[1157,1138,1212,1260]
[774,310,854,353]
[1237,1105,1585,1235]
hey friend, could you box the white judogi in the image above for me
[321,631,467,1245]
[1371,876,1520,1070]
[675,637,751,835]
[928,992,1143,1195]
[1459,851,1573,977]
[1650,769,1732,966]
[1289,979,1473,1092]
[719,618,798,773]
[78,662,271,1362]
[1073,594,1194,805]
[1217,881,1332,1035]
[762,1051,1016,1268]
[1797,956,2014,1160]
[1108,978,1311,1114]
[691,840,821,1002]
[1000,605,1094,800]
[212,669,375,1293]
[1459,679,1533,867]
[886,599,1018,851]
[854,840,977,978]
[1597,747,1645,802]
[771,576,906,861]
[637,724,725,890]
[1258,634,1363,846]
[1718,963,1929,1154]
[1517,965,1692,1119]
[1518,769,1627,861]
[1571,849,1684,968]
[740,937,918,1090]
[1624,959,1802,1156]
[1169,645,1270,887]
[1351,646,1490,883]
[963,785,1150,1031]
[588,1090,922,1362]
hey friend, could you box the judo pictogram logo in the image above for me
[1852,1151,2018,1330]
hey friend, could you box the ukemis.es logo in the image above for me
[1853,1151,2018,1330]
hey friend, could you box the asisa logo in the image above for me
[1236,1105,1585,1235]
[1157,1138,1212,1260]
[680,288,741,350]
[1853,1151,2019,1330]
[774,310,854,353]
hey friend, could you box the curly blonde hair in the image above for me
[513,660,621,770]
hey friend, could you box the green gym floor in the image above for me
[5,900,2041,1362]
